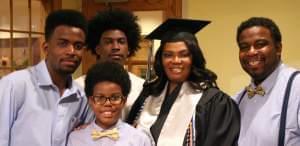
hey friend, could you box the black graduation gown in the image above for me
[195,88,240,146]
[127,87,240,146]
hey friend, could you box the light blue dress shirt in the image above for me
[0,60,93,146]
[233,63,300,146]
[67,120,153,146]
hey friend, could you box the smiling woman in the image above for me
[127,18,240,146]
[162,41,192,88]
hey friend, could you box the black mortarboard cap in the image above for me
[145,18,210,40]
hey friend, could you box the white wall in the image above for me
[183,0,300,95]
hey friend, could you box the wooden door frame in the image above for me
[82,0,181,19]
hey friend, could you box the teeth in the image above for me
[170,68,183,73]
[103,111,113,116]
[249,60,260,66]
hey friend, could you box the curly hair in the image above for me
[45,9,87,41]
[84,61,131,98]
[87,8,141,57]
[236,17,282,44]
[149,31,218,96]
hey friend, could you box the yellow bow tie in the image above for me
[246,85,265,98]
[91,128,119,141]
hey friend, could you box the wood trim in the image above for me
[51,0,62,10]
[81,0,90,19]
[29,0,33,65]
[0,0,50,74]
[10,0,13,70]
[166,0,182,18]
[82,0,181,19]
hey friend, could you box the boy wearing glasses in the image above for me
[67,61,152,146]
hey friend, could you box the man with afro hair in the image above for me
[76,8,144,119]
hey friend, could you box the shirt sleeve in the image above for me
[0,77,19,145]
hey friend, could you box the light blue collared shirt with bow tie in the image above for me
[67,120,153,146]
[233,63,300,146]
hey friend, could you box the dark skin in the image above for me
[95,29,129,65]
[161,41,192,94]
[75,29,130,130]
[43,25,85,95]
[238,26,282,85]
[89,81,126,129]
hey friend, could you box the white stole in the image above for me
[157,83,202,146]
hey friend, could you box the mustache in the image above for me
[61,56,81,62]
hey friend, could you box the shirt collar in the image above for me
[34,60,84,99]
[34,60,53,86]
[34,60,73,87]
[250,62,283,95]
[91,119,122,131]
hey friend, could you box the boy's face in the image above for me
[96,29,129,65]
[89,81,126,129]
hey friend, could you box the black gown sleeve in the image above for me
[195,89,241,146]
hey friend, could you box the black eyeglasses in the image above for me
[91,94,124,105]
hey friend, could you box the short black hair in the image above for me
[84,61,131,98]
[236,17,282,44]
[87,8,141,57]
[45,9,87,41]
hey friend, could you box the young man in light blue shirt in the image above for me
[0,9,93,146]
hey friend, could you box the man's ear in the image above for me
[42,42,49,57]
[275,42,282,57]
[95,45,102,60]
[95,45,101,55]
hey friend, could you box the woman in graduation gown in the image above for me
[127,19,240,146]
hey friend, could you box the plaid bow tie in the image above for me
[91,128,119,141]
[245,85,265,98]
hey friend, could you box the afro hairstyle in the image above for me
[87,8,141,57]
[84,61,131,98]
